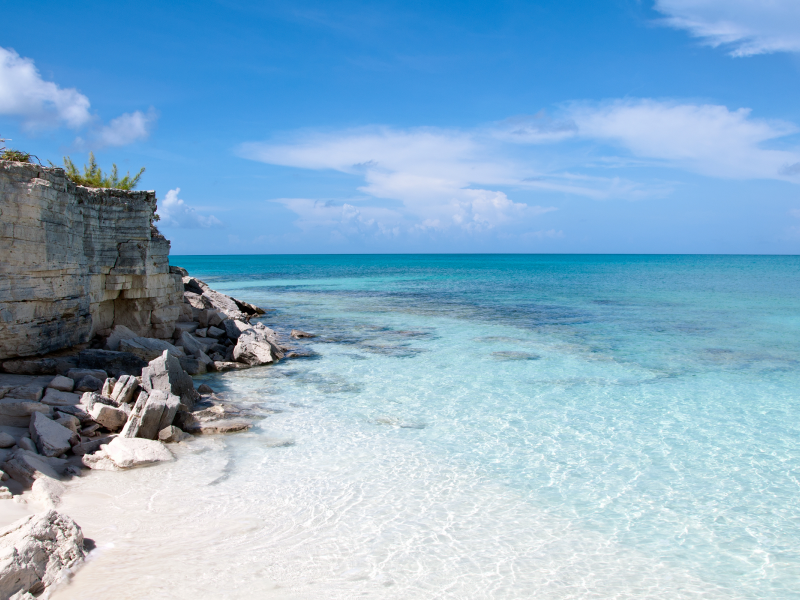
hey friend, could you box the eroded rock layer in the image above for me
[0,161,183,360]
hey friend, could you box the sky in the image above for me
[2,0,800,254]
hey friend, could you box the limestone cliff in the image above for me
[0,160,183,360]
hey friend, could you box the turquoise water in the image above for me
[109,255,800,598]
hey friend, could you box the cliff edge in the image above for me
[0,160,183,360]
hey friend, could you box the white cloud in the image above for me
[566,99,800,179]
[242,98,800,238]
[0,45,157,146]
[242,128,557,235]
[0,46,91,129]
[157,188,224,229]
[654,0,800,56]
[95,109,157,147]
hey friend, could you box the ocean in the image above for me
[54,255,800,599]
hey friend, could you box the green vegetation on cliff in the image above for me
[63,152,145,190]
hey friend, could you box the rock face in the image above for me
[0,161,184,361]
[0,510,86,598]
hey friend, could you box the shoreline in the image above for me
[0,269,315,598]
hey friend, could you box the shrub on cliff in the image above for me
[62,152,145,190]
[0,136,32,162]
[0,149,31,162]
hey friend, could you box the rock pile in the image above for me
[0,269,316,596]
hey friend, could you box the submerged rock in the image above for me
[0,510,86,599]
[290,329,316,339]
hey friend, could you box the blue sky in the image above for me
[3,0,800,254]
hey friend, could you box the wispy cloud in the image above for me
[654,0,800,56]
[241,98,800,239]
[157,188,224,229]
[0,46,91,129]
[565,99,799,180]
[244,127,559,235]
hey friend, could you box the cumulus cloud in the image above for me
[157,188,224,229]
[0,45,157,145]
[95,109,157,147]
[654,0,800,56]
[0,46,91,129]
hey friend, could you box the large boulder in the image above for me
[77,350,147,378]
[140,351,198,410]
[233,326,285,366]
[122,390,180,440]
[29,413,78,457]
[0,510,85,599]
[136,392,171,440]
[83,437,173,471]
[221,318,252,340]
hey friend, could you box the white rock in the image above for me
[140,351,198,410]
[233,328,284,366]
[30,475,66,508]
[91,436,173,470]
[29,413,78,457]
[47,375,74,393]
[110,374,139,405]
[101,377,116,397]
[89,404,128,431]
[0,510,85,598]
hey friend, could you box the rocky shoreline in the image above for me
[0,270,314,599]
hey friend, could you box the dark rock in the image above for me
[66,368,108,382]
[74,375,103,393]
[77,350,147,378]
[197,384,214,395]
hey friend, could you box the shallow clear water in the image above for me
[54,255,800,599]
